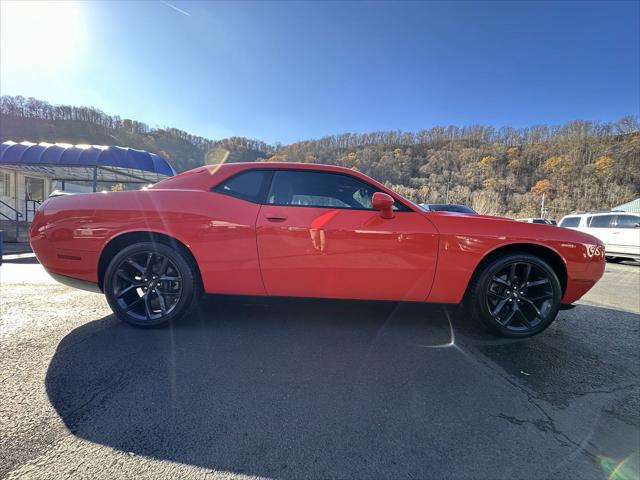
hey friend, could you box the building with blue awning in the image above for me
[0,141,175,238]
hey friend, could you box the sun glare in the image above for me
[0,1,84,69]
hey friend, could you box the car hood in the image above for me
[421,211,603,246]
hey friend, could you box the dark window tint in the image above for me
[559,216,580,227]
[615,215,640,228]
[588,215,614,228]
[532,219,547,224]
[267,170,408,210]
[427,204,477,214]
[214,170,268,202]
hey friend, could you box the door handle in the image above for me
[266,214,288,222]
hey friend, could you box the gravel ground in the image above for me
[0,257,638,480]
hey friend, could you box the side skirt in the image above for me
[48,271,103,294]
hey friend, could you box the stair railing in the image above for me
[24,199,42,222]
[0,199,23,242]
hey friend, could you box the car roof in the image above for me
[172,162,379,179]
[152,162,422,211]
[562,211,638,217]
[155,162,367,190]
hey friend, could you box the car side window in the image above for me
[266,170,409,211]
[588,215,615,228]
[559,217,580,227]
[213,170,270,203]
[615,215,640,228]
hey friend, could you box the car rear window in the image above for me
[559,217,580,227]
[213,170,270,203]
[615,214,640,228]
[587,215,615,228]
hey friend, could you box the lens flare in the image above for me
[598,455,639,480]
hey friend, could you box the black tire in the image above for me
[104,242,200,327]
[605,256,624,263]
[467,253,562,338]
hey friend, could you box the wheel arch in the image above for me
[464,242,568,300]
[97,230,202,291]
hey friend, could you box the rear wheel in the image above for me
[468,253,562,338]
[104,242,200,327]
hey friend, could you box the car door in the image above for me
[256,169,439,302]
[609,214,640,256]
[585,214,616,251]
[204,169,273,296]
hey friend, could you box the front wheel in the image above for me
[467,254,562,338]
[104,242,200,327]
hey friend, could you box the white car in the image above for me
[558,212,640,262]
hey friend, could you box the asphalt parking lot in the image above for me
[1,257,639,480]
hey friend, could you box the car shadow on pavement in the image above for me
[1,255,40,264]
[45,297,639,479]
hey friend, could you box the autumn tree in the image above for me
[531,179,553,196]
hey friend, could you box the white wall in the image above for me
[0,167,52,221]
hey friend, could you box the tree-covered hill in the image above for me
[1,95,638,218]
[270,122,640,218]
[0,95,271,172]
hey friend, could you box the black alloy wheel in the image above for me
[104,242,199,327]
[469,253,562,337]
[112,252,182,321]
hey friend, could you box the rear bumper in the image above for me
[30,234,99,284]
[605,253,640,261]
[47,271,102,294]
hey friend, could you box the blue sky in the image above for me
[1,0,638,143]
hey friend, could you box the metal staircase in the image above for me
[0,199,23,242]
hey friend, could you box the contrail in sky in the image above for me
[161,1,191,17]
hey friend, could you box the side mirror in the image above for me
[372,192,395,219]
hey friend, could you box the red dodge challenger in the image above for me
[29,162,605,337]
